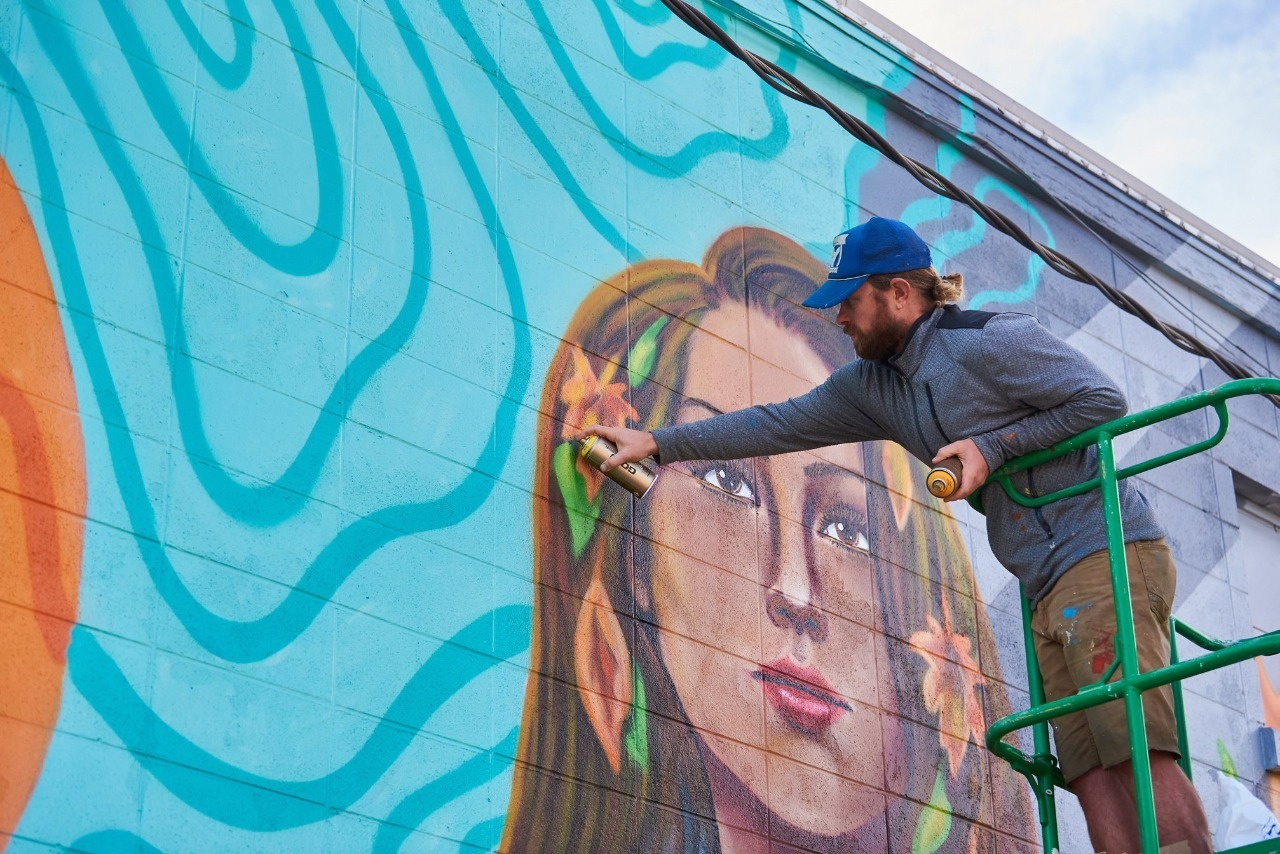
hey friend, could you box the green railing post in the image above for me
[1169,618,1193,781]
[1020,594,1060,853]
[1097,433,1159,853]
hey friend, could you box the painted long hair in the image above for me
[501,227,1031,852]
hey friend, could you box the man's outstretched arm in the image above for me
[574,362,886,473]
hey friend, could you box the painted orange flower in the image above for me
[909,599,986,776]
[559,346,638,500]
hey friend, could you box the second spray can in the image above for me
[579,435,658,498]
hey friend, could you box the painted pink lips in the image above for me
[755,659,851,734]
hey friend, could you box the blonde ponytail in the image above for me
[868,268,964,307]
[933,271,964,306]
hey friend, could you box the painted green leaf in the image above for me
[1218,738,1239,778]
[553,442,602,558]
[911,768,953,854]
[624,660,649,771]
[627,316,670,388]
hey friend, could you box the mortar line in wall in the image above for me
[493,0,506,752]
[734,21,775,806]
[621,6,630,269]
[129,0,209,836]
[338,0,363,548]
[733,4,757,572]
[495,4,505,360]
[734,0,753,397]
[169,0,203,659]
[333,0,364,802]
[735,12,745,243]
[147,12,201,769]
[1,7,23,159]
[620,0,633,515]
[164,0,204,558]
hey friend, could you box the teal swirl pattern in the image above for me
[2,0,1058,850]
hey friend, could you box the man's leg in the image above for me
[1070,762,1137,853]
[1071,751,1211,853]
[1147,753,1211,852]
[1032,541,1209,851]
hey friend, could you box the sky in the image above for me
[853,0,1280,270]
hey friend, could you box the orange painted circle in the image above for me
[0,155,85,841]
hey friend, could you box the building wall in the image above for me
[2,0,1279,851]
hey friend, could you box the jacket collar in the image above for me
[885,306,945,377]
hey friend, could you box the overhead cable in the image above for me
[959,121,1274,382]
[656,0,1280,408]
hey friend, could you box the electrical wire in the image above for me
[655,0,1280,407]
[961,126,1274,382]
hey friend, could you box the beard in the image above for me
[849,312,905,360]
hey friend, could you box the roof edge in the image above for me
[827,0,1280,287]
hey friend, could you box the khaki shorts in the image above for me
[1030,539,1181,785]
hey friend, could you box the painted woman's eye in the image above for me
[698,464,755,503]
[820,516,869,552]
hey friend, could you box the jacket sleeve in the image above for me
[969,313,1128,472]
[652,362,887,463]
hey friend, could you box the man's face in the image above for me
[835,284,903,361]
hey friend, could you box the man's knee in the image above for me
[1070,753,1203,819]
[1069,763,1132,809]
[1071,753,1210,854]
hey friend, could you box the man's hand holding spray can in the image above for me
[578,433,659,498]
[927,436,990,502]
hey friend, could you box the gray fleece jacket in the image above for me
[652,304,1165,607]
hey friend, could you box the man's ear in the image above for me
[889,276,913,307]
[573,573,634,775]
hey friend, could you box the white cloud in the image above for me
[853,0,1280,267]
[1074,23,1280,263]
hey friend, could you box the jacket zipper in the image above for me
[906,387,934,456]
[924,384,954,444]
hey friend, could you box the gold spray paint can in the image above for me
[579,435,658,499]
[926,457,963,499]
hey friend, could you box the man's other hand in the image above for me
[932,438,989,501]
[571,425,659,473]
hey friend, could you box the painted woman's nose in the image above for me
[765,515,828,640]
[765,588,829,642]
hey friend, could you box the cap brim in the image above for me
[801,274,870,309]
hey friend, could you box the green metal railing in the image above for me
[977,378,1280,854]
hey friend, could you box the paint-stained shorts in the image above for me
[1030,539,1180,785]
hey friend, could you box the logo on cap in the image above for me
[829,233,846,276]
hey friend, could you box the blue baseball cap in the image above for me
[802,217,933,308]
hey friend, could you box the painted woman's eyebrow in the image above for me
[803,460,862,480]
[679,397,725,416]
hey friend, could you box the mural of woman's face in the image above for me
[644,305,889,838]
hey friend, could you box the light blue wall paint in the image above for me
[2,0,1274,851]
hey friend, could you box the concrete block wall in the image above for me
[2,0,1277,851]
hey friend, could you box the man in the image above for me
[577,216,1210,853]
